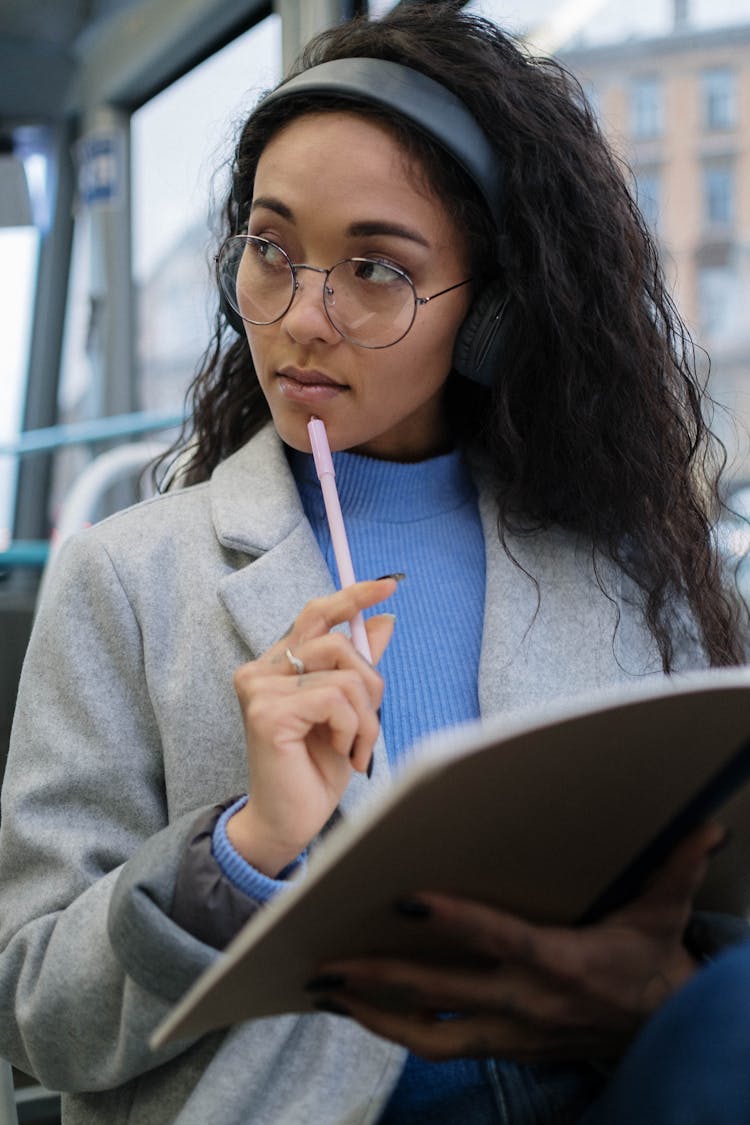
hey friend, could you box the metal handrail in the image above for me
[0,412,182,568]
[0,410,183,458]
[0,541,50,568]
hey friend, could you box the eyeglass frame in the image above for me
[216,234,474,350]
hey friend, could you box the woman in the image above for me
[0,4,748,1123]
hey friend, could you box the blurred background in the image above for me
[1,1,749,1116]
[2,0,750,558]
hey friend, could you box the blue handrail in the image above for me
[0,410,184,569]
[0,410,184,458]
[0,540,50,568]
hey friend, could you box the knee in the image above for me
[581,941,750,1125]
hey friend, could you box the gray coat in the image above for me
[0,424,688,1124]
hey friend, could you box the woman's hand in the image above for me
[228,577,398,876]
[310,821,725,1063]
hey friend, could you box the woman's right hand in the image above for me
[227,577,398,877]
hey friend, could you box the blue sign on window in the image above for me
[76,131,124,209]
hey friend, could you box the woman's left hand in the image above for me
[310,821,724,1063]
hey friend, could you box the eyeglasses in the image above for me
[216,235,472,349]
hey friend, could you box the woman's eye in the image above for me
[255,240,287,266]
[354,259,402,285]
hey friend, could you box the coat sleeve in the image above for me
[169,801,279,949]
[0,531,223,1092]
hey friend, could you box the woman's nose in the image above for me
[281,267,340,345]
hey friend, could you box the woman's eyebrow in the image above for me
[250,196,294,220]
[347,220,430,248]
[249,200,430,248]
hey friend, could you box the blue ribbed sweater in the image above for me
[291,445,486,767]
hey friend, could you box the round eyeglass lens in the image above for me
[218,236,296,325]
[324,259,417,348]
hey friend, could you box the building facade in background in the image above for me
[559,19,750,479]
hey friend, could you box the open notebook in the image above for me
[153,666,750,1048]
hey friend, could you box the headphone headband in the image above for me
[259,58,503,228]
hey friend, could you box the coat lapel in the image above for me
[211,425,332,655]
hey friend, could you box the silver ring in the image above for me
[285,648,305,676]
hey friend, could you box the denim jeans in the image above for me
[581,939,750,1125]
[377,1053,604,1124]
[379,941,750,1124]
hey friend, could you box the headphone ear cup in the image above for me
[453,279,509,387]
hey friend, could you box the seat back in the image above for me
[0,1058,18,1125]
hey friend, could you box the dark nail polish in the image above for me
[305,972,347,992]
[375,572,406,582]
[314,997,351,1017]
[367,753,374,779]
[394,898,431,920]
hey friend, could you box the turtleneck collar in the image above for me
[287,445,475,524]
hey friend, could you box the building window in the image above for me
[697,264,738,340]
[702,68,736,131]
[635,168,660,233]
[702,163,734,228]
[631,76,663,139]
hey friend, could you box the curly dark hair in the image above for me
[167,0,745,670]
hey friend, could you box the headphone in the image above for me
[222,57,509,388]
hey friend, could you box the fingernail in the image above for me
[394,898,431,919]
[380,613,397,623]
[709,829,733,858]
[376,572,406,582]
[314,997,351,1017]
[305,972,347,992]
[367,753,374,779]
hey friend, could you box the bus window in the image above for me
[0,225,38,548]
[51,15,281,530]
[132,14,282,415]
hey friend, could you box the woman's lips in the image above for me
[276,368,348,403]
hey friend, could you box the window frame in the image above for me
[701,67,737,133]
[630,75,663,140]
[702,161,735,230]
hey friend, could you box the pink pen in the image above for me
[307,417,372,663]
